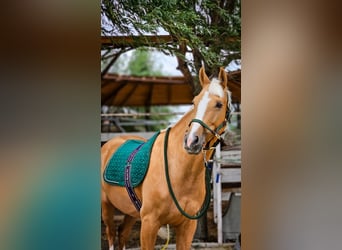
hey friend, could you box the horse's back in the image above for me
[101,135,147,172]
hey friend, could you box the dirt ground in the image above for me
[101,201,237,250]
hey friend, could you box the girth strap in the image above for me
[124,143,144,211]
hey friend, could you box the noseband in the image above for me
[189,118,226,140]
[188,105,232,150]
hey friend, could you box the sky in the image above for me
[109,49,241,76]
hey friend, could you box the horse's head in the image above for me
[184,66,231,154]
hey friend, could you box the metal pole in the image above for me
[214,144,223,244]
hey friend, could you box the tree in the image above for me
[101,0,241,92]
[127,48,163,77]
[104,47,163,76]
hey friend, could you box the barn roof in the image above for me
[101,35,240,107]
[101,70,240,106]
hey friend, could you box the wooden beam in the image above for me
[101,35,240,49]
[101,35,175,48]
[102,74,186,85]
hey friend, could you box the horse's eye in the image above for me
[215,102,223,108]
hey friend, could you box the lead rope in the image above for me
[164,127,211,220]
[160,224,170,250]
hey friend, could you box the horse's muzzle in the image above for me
[183,133,203,154]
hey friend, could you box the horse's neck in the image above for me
[167,111,205,180]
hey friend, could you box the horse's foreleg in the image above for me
[140,215,160,250]
[118,215,137,250]
[175,219,197,250]
[101,193,116,250]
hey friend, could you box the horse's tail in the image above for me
[157,224,170,239]
[158,224,170,250]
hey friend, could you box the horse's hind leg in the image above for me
[101,192,116,250]
[118,215,137,250]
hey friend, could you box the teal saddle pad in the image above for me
[103,131,160,187]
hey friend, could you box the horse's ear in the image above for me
[218,67,228,89]
[199,66,210,87]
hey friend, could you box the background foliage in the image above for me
[101,0,241,90]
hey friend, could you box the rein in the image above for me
[164,127,211,220]
[163,107,229,219]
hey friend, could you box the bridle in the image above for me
[188,96,232,151]
[188,118,226,150]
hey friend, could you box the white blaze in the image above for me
[187,91,210,147]
[187,78,224,147]
[208,78,224,97]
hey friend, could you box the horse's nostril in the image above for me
[193,135,199,144]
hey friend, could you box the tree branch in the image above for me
[176,40,195,94]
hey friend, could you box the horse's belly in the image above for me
[104,184,141,218]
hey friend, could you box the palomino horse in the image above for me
[101,67,231,250]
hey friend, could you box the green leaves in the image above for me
[128,48,163,77]
[101,0,240,72]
